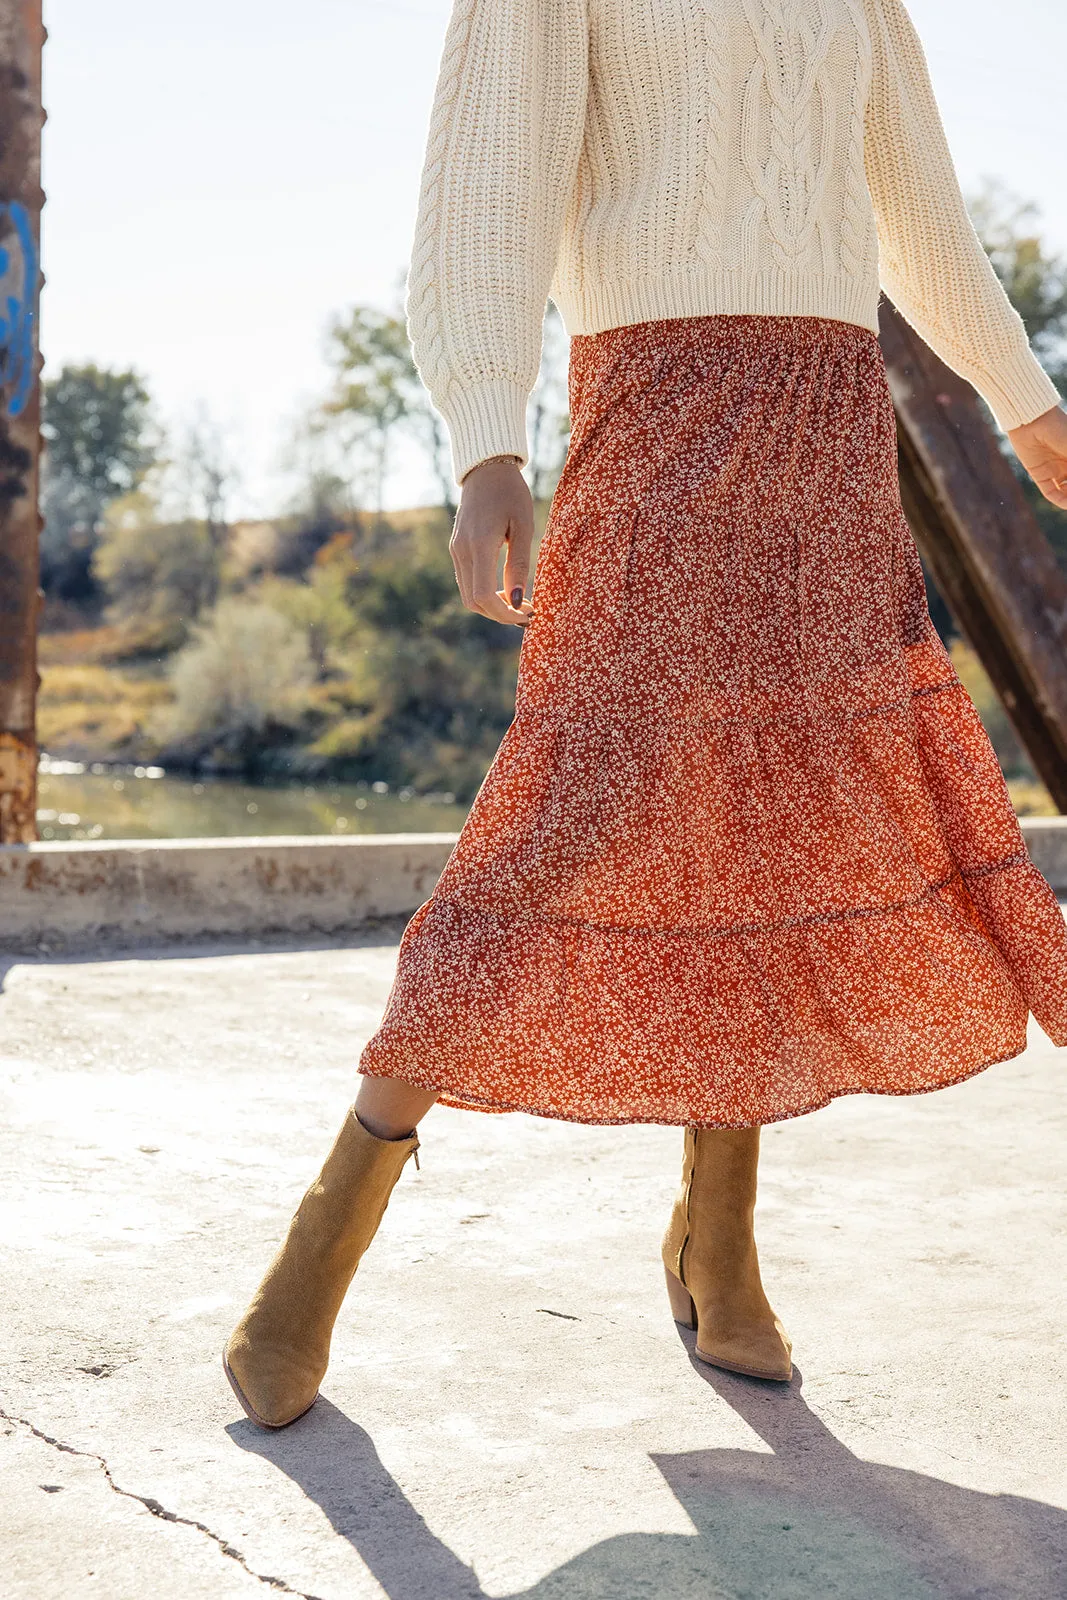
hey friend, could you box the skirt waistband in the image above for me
[571,310,881,358]
[566,311,886,413]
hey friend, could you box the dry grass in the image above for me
[39,627,132,667]
[37,664,172,760]
[39,623,174,668]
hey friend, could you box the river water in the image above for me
[36,757,468,841]
[35,755,1050,843]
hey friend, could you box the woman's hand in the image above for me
[1007,404,1067,512]
[450,456,536,626]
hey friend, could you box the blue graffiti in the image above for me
[0,201,37,417]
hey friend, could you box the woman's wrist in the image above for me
[460,453,522,485]
[1007,401,1063,440]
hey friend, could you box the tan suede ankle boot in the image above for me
[224,1107,419,1429]
[662,1125,792,1382]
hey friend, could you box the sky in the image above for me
[41,0,1067,516]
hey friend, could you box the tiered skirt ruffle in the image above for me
[359,313,1067,1126]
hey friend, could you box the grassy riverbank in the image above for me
[37,632,1057,833]
[35,497,1057,825]
[37,503,555,805]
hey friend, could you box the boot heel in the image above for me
[664,1264,697,1330]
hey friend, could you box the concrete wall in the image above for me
[1024,816,1067,896]
[1,820,1064,954]
[0,833,460,952]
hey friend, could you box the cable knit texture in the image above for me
[405,0,1062,485]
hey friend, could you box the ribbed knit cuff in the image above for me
[444,378,530,487]
[979,347,1063,433]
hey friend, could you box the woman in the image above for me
[224,0,1067,1429]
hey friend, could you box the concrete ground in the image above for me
[1,930,1065,1600]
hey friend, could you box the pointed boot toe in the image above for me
[694,1318,793,1383]
[222,1332,322,1430]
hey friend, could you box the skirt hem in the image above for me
[356,1033,1030,1130]
[355,311,1067,1124]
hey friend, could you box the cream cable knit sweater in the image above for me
[405,0,1062,486]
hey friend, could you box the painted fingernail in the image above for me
[510,586,524,608]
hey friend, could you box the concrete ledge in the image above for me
[0,821,1063,954]
[0,833,460,953]
[1020,816,1067,896]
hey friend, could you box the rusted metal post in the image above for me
[879,297,1067,812]
[0,0,42,844]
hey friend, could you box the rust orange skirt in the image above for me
[359,312,1067,1126]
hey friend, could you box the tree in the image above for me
[301,514,526,797]
[378,268,457,516]
[274,411,360,575]
[314,270,574,521]
[166,406,239,553]
[40,364,157,601]
[258,536,363,674]
[404,389,457,519]
[319,303,418,522]
[93,493,221,647]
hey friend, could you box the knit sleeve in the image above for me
[404,0,589,486]
[862,0,1062,432]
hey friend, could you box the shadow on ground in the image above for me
[230,1345,1067,1600]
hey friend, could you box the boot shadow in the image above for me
[229,1363,1067,1600]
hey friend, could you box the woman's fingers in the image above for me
[1033,475,1067,512]
[449,458,536,626]
[502,520,532,614]
[448,534,474,610]
[1007,405,1067,510]
[451,533,532,624]
[1033,460,1067,512]
[494,590,535,623]
[469,530,532,624]
[1024,454,1067,511]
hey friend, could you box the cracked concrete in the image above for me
[3,1411,317,1597]
[1,931,1066,1599]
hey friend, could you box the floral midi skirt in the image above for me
[358,311,1067,1127]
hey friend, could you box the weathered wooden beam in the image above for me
[0,0,42,843]
[879,297,1067,812]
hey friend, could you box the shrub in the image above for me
[94,500,221,643]
[160,599,314,766]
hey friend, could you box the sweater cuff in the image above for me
[444,378,530,486]
[977,347,1063,433]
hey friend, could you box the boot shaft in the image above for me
[663,1125,762,1285]
[224,1108,419,1429]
